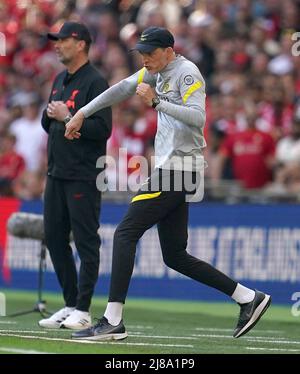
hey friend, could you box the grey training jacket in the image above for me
[81,55,206,171]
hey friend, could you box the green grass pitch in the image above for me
[0,290,299,354]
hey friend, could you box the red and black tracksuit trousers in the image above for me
[44,176,101,311]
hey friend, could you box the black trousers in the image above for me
[109,169,237,303]
[44,176,101,311]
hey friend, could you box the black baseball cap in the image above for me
[47,22,92,44]
[134,26,174,53]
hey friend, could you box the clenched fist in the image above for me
[136,83,156,106]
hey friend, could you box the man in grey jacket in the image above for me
[65,27,271,341]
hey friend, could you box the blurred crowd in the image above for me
[1,0,300,201]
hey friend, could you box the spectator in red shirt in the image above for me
[0,132,25,196]
[214,108,275,189]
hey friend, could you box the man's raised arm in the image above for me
[65,68,154,139]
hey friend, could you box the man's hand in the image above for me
[136,83,156,106]
[64,110,85,140]
[47,101,70,121]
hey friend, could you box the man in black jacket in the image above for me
[39,22,112,330]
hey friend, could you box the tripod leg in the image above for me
[37,242,53,316]
[38,242,46,302]
[8,308,38,318]
[8,241,53,318]
[7,303,51,318]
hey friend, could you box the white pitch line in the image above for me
[0,329,48,334]
[246,339,300,345]
[126,325,153,329]
[192,333,288,340]
[191,333,300,345]
[0,347,53,354]
[121,332,291,343]
[4,329,285,343]
[0,333,193,349]
[128,332,199,340]
[192,333,237,339]
[0,321,17,325]
[195,327,281,334]
[44,328,64,332]
[246,336,287,341]
[246,347,300,353]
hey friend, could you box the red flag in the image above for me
[0,197,20,282]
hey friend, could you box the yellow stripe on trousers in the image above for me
[131,192,162,203]
[183,81,202,104]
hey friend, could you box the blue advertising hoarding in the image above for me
[1,199,300,304]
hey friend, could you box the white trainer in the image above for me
[60,309,92,330]
[38,307,75,329]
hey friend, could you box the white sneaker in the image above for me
[38,307,75,329]
[60,309,92,330]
